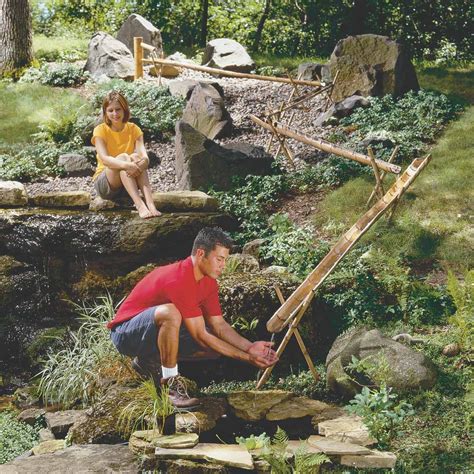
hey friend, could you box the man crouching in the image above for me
[108,227,278,409]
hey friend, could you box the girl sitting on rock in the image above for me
[92,91,161,218]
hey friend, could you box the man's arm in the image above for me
[183,316,276,369]
[206,314,252,352]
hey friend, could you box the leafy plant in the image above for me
[447,270,474,349]
[221,255,242,275]
[20,63,87,87]
[258,427,331,474]
[345,353,391,388]
[118,379,175,436]
[235,432,270,450]
[231,316,259,339]
[0,410,40,464]
[346,385,414,448]
[37,294,126,408]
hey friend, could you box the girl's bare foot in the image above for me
[149,206,162,217]
[136,203,153,219]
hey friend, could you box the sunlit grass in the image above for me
[314,106,474,268]
[33,34,89,56]
[0,82,86,145]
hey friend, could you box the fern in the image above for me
[294,443,331,474]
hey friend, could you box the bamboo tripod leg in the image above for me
[368,146,384,199]
[366,146,399,207]
[257,289,318,389]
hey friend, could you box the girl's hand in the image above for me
[125,161,141,178]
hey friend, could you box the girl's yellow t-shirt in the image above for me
[91,122,143,180]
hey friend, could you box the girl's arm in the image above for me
[131,135,150,171]
[94,137,138,173]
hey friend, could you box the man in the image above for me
[108,227,278,409]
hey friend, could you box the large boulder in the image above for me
[116,14,163,57]
[0,181,28,207]
[57,154,93,177]
[202,38,255,73]
[182,83,232,139]
[326,327,437,399]
[314,95,370,126]
[328,34,419,102]
[168,79,224,100]
[175,121,273,191]
[84,32,135,80]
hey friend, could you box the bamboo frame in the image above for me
[134,37,143,80]
[251,115,402,175]
[366,146,399,207]
[265,154,431,335]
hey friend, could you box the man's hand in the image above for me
[248,341,278,369]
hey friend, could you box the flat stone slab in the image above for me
[0,181,28,207]
[155,443,254,470]
[32,439,65,455]
[152,191,218,212]
[266,397,335,421]
[29,191,91,209]
[318,415,376,446]
[45,409,87,438]
[341,449,397,469]
[227,390,294,421]
[130,431,199,455]
[2,444,139,473]
[307,436,372,455]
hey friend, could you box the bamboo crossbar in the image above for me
[266,154,432,333]
[251,115,402,175]
[140,57,322,87]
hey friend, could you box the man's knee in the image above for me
[154,304,182,328]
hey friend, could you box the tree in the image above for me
[199,0,209,47]
[0,0,33,75]
[253,0,271,52]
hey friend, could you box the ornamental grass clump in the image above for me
[37,294,128,408]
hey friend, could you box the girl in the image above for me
[92,91,161,218]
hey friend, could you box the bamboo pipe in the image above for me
[250,115,402,175]
[141,58,322,87]
[134,37,143,80]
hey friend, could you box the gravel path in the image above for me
[25,69,331,197]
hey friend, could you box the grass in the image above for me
[33,34,89,59]
[313,60,473,270]
[0,82,86,146]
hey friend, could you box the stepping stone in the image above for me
[29,191,91,209]
[130,431,198,455]
[155,443,254,470]
[318,415,376,446]
[307,436,371,455]
[157,433,199,449]
[0,181,28,207]
[341,449,397,469]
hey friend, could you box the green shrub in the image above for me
[20,63,87,87]
[346,385,414,448]
[0,411,40,464]
[340,90,463,162]
[0,141,70,181]
[92,80,185,139]
[263,214,330,278]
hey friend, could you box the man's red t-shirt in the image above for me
[108,256,222,329]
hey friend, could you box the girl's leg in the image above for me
[114,154,152,219]
[136,170,161,216]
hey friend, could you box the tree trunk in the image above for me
[199,0,209,47]
[0,0,33,75]
[253,0,271,52]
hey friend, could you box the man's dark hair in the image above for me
[192,227,233,256]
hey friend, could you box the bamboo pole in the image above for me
[265,154,432,334]
[251,115,402,174]
[367,146,384,199]
[140,58,322,87]
[367,145,399,207]
[134,37,143,80]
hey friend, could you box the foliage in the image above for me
[0,410,40,464]
[258,427,331,474]
[31,1,473,59]
[0,141,71,181]
[118,380,175,436]
[340,90,463,162]
[235,432,269,450]
[92,80,185,139]
[20,63,87,87]
[37,295,124,408]
[447,270,474,349]
[346,385,414,448]
[345,354,391,389]
[231,316,259,339]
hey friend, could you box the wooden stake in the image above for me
[134,37,143,80]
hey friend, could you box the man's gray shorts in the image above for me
[110,306,203,361]
[94,170,126,200]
